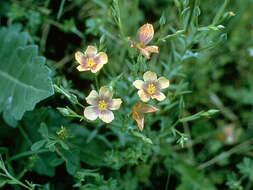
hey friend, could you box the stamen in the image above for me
[98,100,108,111]
[147,83,156,95]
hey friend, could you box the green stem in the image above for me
[94,74,99,91]
[9,149,49,161]
[212,0,230,25]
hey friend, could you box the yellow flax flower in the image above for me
[84,87,122,123]
[128,23,159,59]
[132,102,159,131]
[75,46,108,73]
[133,71,170,102]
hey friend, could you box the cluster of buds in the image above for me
[74,23,170,131]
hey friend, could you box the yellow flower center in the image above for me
[147,84,156,95]
[87,58,95,68]
[98,100,108,111]
[136,42,146,48]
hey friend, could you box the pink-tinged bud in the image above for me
[138,23,154,45]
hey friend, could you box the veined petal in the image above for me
[128,37,136,48]
[86,90,99,105]
[132,111,144,131]
[99,86,113,100]
[157,77,170,89]
[152,91,166,101]
[143,71,157,82]
[95,52,108,65]
[109,98,122,110]
[133,80,144,89]
[91,63,104,73]
[85,46,97,58]
[84,106,99,121]
[77,65,90,72]
[75,51,85,64]
[137,102,159,114]
[138,47,150,59]
[138,89,150,102]
[145,45,159,53]
[139,23,154,45]
[99,110,114,123]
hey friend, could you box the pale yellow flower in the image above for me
[132,102,159,131]
[133,71,170,102]
[75,46,108,73]
[84,87,122,123]
[128,23,159,59]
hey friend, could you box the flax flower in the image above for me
[132,102,159,131]
[128,23,159,59]
[133,71,170,102]
[75,46,108,73]
[84,87,122,123]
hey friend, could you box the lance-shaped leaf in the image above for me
[131,102,159,131]
[0,25,54,126]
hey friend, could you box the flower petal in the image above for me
[75,51,85,64]
[109,98,122,110]
[85,46,97,58]
[133,80,144,89]
[157,77,170,89]
[99,110,114,123]
[84,106,99,121]
[77,65,90,72]
[95,52,108,65]
[138,89,150,102]
[86,90,99,105]
[145,45,159,53]
[139,23,154,44]
[91,63,104,73]
[138,47,150,59]
[143,71,157,82]
[137,102,159,114]
[99,86,113,100]
[128,37,136,48]
[132,110,144,131]
[152,91,166,101]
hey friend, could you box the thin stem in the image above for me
[94,74,99,91]
[9,149,49,161]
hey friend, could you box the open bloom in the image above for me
[75,46,108,73]
[133,71,170,102]
[128,23,159,59]
[132,102,159,131]
[84,87,122,123]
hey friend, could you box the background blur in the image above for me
[0,0,252,189]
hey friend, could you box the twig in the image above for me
[198,139,253,170]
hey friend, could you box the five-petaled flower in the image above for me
[133,71,170,102]
[84,87,122,123]
[128,23,159,59]
[75,46,108,73]
[132,102,159,131]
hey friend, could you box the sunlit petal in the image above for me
[139,23,154,44]
[91,63,104,73]
[143,71,157,82]
[99,86,113,100]
[138,89,150,102]
[133,80,144,89]
[132,111,144,131]
[77,65,90,72]
[109,98,122,110]
[157,77,170,89]
[85,46,97,58]
[86,90,99,105]
[145,45,159,53]
[95,52,108,65]
[75,51,85,64]
[152,91,166,101]
[99,110,114,123]
[84,106,99,121]
[138,47,150,59]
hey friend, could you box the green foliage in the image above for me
[0,0,252,189]
[0,25,54,126]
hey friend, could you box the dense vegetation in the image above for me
[0,0,252,189]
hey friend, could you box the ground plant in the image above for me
[0,0,252,189]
